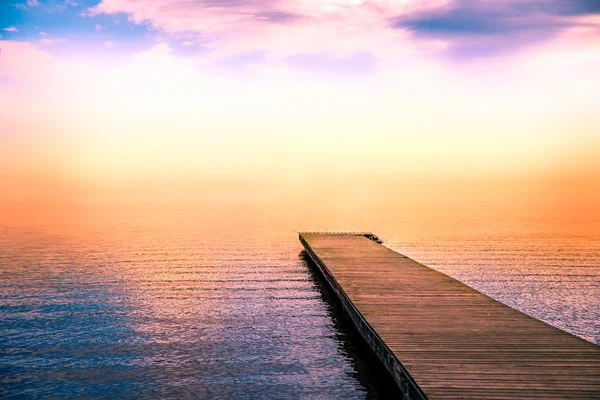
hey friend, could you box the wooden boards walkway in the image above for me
[299,232,600,399]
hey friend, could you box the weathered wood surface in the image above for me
[299,232,600,399]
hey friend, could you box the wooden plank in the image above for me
[299,232,600,400]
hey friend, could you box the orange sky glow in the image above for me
[2,1,600,228]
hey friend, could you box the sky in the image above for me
[1,0,600,224]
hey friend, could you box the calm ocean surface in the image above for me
[1,205,599,398]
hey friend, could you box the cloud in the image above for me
[285,52,376,77]
[0,41,60,86]
[3,27,19,32]
[215,50,266,70]
[87,0,413,63]
[95,24,103,32]
[39,38,68,45]
[549,0,600,16]
[393,0,600,58]
[90,0,306,29]
[40,32,47,36]
[81,0,600,64]
[254,11,303,23]
[104,40,115,47]
[26,0,39,6]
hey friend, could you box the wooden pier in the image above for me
[299,232,600,399]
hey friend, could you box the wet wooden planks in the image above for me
[299,232,600,399]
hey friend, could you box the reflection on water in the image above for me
[387,224,600,345]
[0,223,399,398]
[1,204,598,398]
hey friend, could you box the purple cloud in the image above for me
[0,75,13,84]
[550,0,600,16]
[216,50,267,70]
[285,52,375,77]
[393,0,600,58]
[255,11,303,24]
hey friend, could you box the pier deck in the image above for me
[299,232,600,399]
